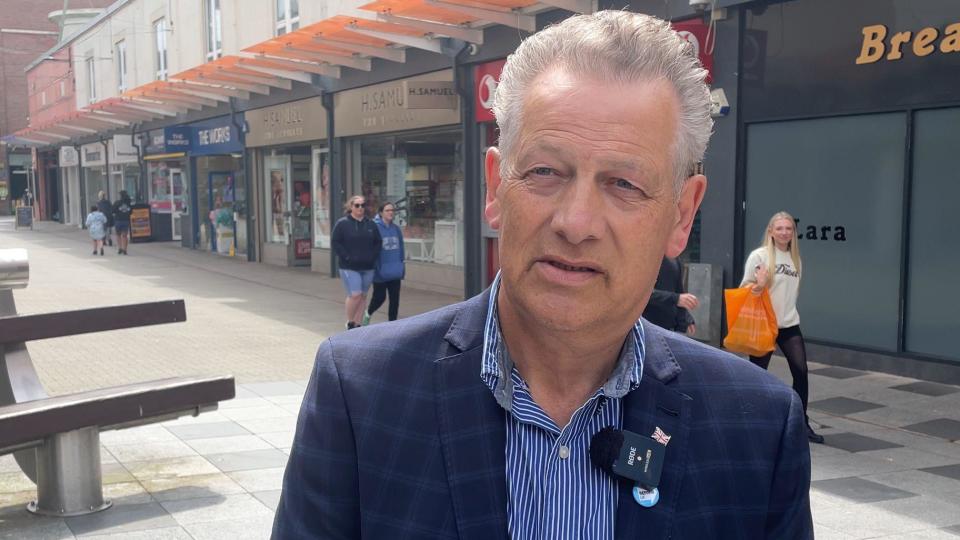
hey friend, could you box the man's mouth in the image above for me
[542,259,601,273]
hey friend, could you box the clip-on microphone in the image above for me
[589,426,667,507]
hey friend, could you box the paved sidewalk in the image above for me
[2,217,960,539]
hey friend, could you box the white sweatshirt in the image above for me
[740,247,800,329]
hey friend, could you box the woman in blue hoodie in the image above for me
[364,202,405,324]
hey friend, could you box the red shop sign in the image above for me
[672,19,714,84]
[474,59,506,123]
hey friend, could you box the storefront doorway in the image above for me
[263,151,312,267]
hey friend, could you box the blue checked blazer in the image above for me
[272,292,813,539]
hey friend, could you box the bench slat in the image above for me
[0,376,235,450]
[0,300,186,344]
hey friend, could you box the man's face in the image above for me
[485,68,706,333]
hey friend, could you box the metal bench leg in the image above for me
[27,427,112,516]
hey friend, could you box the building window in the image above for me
[205,0,222,60]
[116,40,128,92]
[154,18,168,81]
[40,90,47,107]
[275,0,299,35]
[60,80,66,97]
[86,56,97,103]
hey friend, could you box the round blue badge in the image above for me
[632,485,660,508]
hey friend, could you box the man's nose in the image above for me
[549,175,605,245]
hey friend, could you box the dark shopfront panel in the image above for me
[739,0,960,368]
[741,0,960,121]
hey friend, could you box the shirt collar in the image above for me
[480,271,645,411]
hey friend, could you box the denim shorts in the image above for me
[339,269,375,296]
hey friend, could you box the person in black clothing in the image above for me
[643,256,698,335]
[112,190,133,255]
[331,195,381,330]
[96,191,114,247]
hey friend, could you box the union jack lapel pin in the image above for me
[652,426,672,446]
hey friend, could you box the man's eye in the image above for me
[613,178,640,191]
[529,167,556,176]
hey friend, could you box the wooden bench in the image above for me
[0,248,236,516]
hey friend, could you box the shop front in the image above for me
[734,0,960,376]
[59,146,81,226]
[80,142,107,213]
[109,134,141,203]
[246,96,328,268]
[335,70,464,295]
[189,116,245,257]
[142,127,191,242]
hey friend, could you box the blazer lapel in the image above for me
[616,324,693,540]
[436,292,509,540]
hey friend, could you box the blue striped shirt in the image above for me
[481,273,646,540]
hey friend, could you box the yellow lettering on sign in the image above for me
[941,23,960,53]
[856,24,887,64]
[912,27,939,56]
[886,30,913,60]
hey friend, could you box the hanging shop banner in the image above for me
[81,142,105,167]
[110,134,139,164]
[59,146,79,167]
[144,127,193,155]
[335,70,460,137]
[475,59,506,123]
[246,96,328,148]
[672,19,714,84]
[190,116,244,156]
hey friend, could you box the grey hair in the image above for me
[492,10,713,194]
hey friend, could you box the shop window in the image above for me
[905,107,960,362]
[353,131,464,267]
[312,148,331,248]
[743,114,906,351]
[116,40,128,93]
[205,0,222,61]
[275,0,299,35]
[86,56,97,104]
[154,18,168,81]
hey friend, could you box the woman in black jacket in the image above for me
[331,195,381,330]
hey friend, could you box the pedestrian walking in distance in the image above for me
[97,191,114,247]
[741,210,824,444]
[112,190,133,255]
[363,202,405,325]
[85,205,107,256]
[331,195,381,330]
[643,256,698,335]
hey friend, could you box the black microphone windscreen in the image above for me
[589,426,624,475]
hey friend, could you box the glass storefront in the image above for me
[350,130,464,267]
[84,166,107,212]
[110,164,140,202]
[147,158,189,241]
[262,146,316,265]
[196,155,243,256]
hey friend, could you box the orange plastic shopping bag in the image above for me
[723,287,778,357]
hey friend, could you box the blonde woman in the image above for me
[740,211,824,444]
[331,195,381,330]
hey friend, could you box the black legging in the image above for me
[749,325,810,423]
[368,280,401,321]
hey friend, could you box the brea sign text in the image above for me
[856,22,960,64]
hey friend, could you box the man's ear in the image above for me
[665,174,707,258]
[484,147,504,230]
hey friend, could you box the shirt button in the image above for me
[559,445,570,459]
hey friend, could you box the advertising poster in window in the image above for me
[313,151,330,248]
[270,169,286,242]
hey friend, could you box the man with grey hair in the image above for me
[274,10,812,540]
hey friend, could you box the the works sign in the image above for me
[740,0,960,122]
